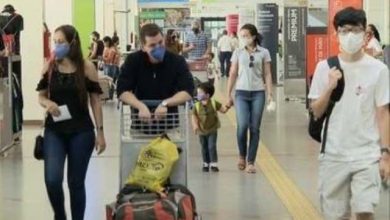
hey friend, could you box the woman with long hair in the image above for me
[102,36,120,82]
[365,24,383,58]
[36,25,106,220]
[165,29,182,55]
[226,24,273,174]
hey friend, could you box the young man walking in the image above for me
[309,7,390,220]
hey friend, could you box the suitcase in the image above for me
[99,76,114,101]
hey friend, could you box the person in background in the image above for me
[206,52,220,85]
[192,82,230,172]
[183,20,211,60]
[112,33,121,65]
[226,24,273,174]
[217,30,233,77]
[36,25,106,220]
[112,31,119,45]
[1,4,23,55]
[88,31,105,69]
[309,7,389,220]
[165,29,182,55]
[365,24,383,58]
[230,32,239,51]
[102,36,120,82]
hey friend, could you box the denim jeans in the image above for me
[104,64,119,81]
[235,90,265,164]
[43,129,95,220]
[219,51,232,76]
[199,132,218,164]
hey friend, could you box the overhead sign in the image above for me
[257,3,278,83]
[284,7,307,79]
[140,11,166,19]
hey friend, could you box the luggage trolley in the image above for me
[119,100,190,188]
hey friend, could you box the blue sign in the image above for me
[138,0,189,3]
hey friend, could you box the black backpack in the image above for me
[308,56,345,153]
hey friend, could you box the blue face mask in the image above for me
[54,43,70,60]
[150,46,166,62]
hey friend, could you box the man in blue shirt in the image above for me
[183,21,211,60]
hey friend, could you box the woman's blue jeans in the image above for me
[235,90,265,164]
[43,129,95,220]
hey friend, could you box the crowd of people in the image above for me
[0,4,388,220]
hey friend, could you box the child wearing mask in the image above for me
[192,82,230,172]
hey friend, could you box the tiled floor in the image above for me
[0,79,389,220]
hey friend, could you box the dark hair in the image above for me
[103,36,113,47]
[368,24,381,42]
[3,4,15,13]
[91,31,100,40]
[55,25,87,109]
[240,24,263,46]
[165,29,175,46]
[112,35,119,45]
[198,82,215,97]
[333,7,367,30]
[140,23,162,44]
[223,30,228,35]
[208,52,215,59]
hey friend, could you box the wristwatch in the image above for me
[381,148,390,155]
[97,126,104,131]
[160,100,168,108]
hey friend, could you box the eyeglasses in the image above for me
[249,55,254,68]
[337,27,364,36]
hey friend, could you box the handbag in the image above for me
[34,61,54,160]
[308,56,344,153]
[34,133,44,160]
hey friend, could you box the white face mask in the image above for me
[239,37,253,48]
[338,32,364,54]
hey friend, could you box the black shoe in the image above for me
[211,166,219,172]
[202,166,209,172]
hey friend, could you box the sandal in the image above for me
[237,158,246,171]
[246,164,256,174]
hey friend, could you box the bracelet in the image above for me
[96,126,104,131]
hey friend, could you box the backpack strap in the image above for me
[321,56,344,154]
[195,99,218,113]
[327,56,345,102]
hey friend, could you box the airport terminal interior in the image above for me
[0,0,389,220]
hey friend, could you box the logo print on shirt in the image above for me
[355,85,367,96]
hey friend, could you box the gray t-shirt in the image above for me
[231,46,271,91]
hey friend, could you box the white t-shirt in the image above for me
[366,37,383,53]
[231,46,271,91]
[230,37,240,51]
[217,35,233,52]
[231,37,239,50]
[308,55,389,162]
